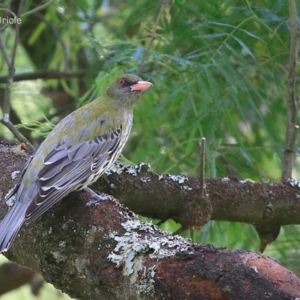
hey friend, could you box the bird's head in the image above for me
[106,74,152,109]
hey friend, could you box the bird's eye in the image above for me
[119,79,125,86]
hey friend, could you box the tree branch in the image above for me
[199,137,206,199]
[281,0,299,180]
[20,0,55,18]
[0,1,35,152]
[93,164,300,234]
[0,262,43,297]
[10,0,24,68]
[0,70,85,83]
[0,143,300,299]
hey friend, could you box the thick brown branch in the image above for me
[0,143,300,299]
[95,164,300,232]
[3,143,300,242]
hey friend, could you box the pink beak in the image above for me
[130,80,153,92]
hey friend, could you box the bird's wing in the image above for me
[22,128,122,224]
[5,155,34,200]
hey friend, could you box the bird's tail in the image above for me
[0,202,26,252]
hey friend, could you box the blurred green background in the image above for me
[0,0,300,298]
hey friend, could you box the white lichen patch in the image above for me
[110,183,116,189]
[140,176,151,183]
[106,163,151,177]
[51,251,67,263]
[289,179,300,188]
[135,265,156,296]
[125,163,151,176]
[5,188,14,200]
[135,163,151,173]
[86,225,98,244]
[5,190,16,206]
[59,241,66,247]
[157,174,164,180]
[182,185,192,191]
[126,166,139,176]
[239,179,249,184]
[3,113,9,122]
[105,164,124,175]
[167,174,187,184]
[75,258,90,276]
[240,178,255,184]
[11,170,20,180]
[107,219,191,277]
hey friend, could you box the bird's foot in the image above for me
[84,187,111,206]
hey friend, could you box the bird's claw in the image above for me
[84,187,111,206]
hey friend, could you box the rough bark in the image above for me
[1,142,300,299]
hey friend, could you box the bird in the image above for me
[0,74,152,252]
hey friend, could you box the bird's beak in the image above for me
[130,81,153,92]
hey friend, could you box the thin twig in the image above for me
[136,0,170,75]
[1,0,25,118]
[0,0,35,152]
[199,138,206,199]
[281,0,299,181]
[0,0,55,32]
[0,7,18,32]
[0,70,85,83]
[0,7,17,18]
[0,120,34,151]
[21,0,55,18]
[11,1,23,66]
[0,34,11,66]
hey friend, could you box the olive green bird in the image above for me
[0,74,152,252]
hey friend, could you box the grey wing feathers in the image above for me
[0,202,27,251]
[0,156,35,251]
[4,155,34,200]
[24,128,122,224]
[0,128,122,251]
